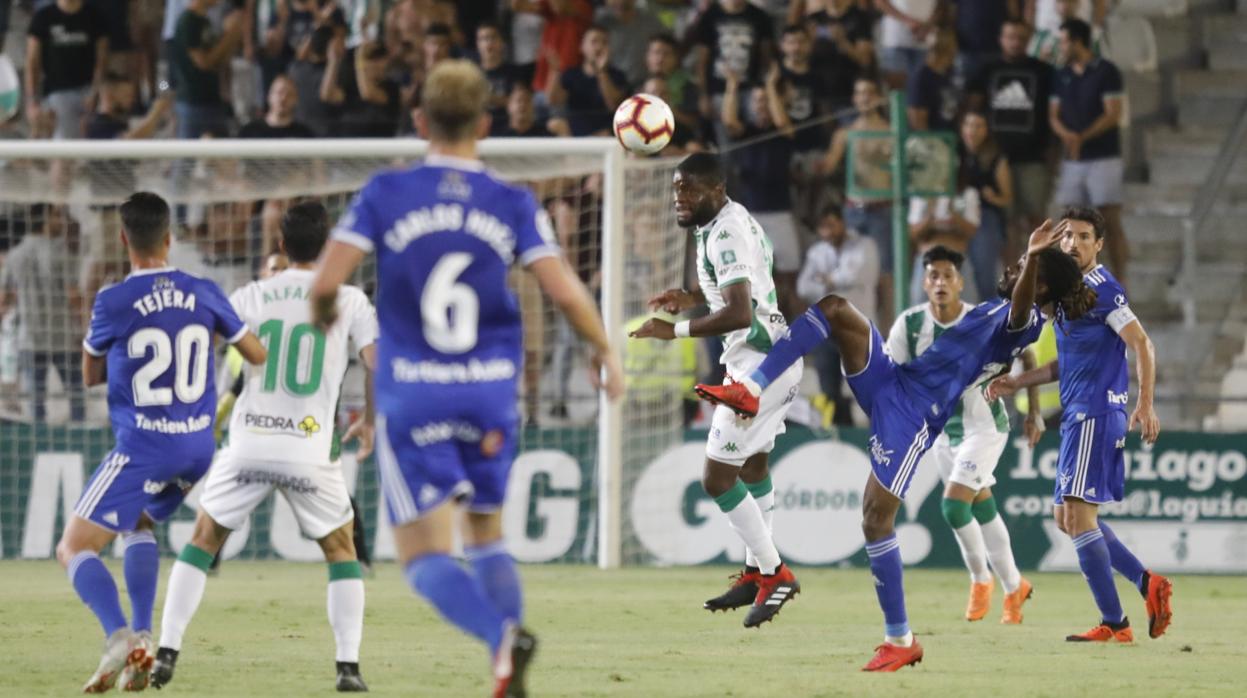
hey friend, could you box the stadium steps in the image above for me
[1174,70,1247,128]
[1205,14,1247,69]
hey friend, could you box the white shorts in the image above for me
[1054,157,1123,208]
[199,451,353,540]
[926,430,1009,491]
[706,354,803,466]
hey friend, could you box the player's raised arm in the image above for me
[1009,219,1063,329]
[529,255,624,400]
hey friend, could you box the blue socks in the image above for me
[1072,528,1124,624]
[467,541,523,623]
[747,307,831,391]
[405,553,506,654]
[865,534,909,640]
[1098,521,1147,592]
[68,551,128,637]
[123,531,160,633]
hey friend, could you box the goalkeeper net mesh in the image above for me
[0,144,685,566]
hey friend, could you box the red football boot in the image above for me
[694,380,759,418]
[862,638,924,672]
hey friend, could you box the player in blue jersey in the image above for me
[309,60,624,698]
[988,207,1171,644]
[58,192,266,693]
[697,220,1096,671]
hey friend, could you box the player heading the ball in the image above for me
[310,59,624,698]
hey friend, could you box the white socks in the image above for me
[725,495,780,574]
[744,490,776,569]
[158,559,208,651]
[951,521,992,584]
[980,513,1022,593]
[327,579,365,663]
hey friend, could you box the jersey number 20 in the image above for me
[128,325,211,406]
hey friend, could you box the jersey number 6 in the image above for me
[423,252,479,354]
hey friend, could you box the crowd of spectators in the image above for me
[0,0,1129,426]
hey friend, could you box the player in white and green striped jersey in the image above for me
[885,246,1044,625]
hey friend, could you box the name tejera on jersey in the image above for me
[131,288,198,317]
[383,204,518,263]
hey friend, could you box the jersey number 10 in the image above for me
[257,319,326,395]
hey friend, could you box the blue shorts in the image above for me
[375,387,519,526]
[1054,411,1127,505]
[845,324,934,499]
[74,447,212,532]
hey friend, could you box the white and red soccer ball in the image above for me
[612,93,674,156]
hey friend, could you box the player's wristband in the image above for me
[674,320,692,338]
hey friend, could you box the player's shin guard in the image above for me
[1098,521,1147,591]
[122,530,160,632]
[1072,528,1125,624]
[745,307,831,394]
[975,497,1022,593]
[467,541,523,623]
[405,553,506,654]
[158,544,214,651]
[941,499,990,583]
[328,561,365,663]
[68,550,128,637]
[865,534,911,646]
[743,477,775,569]
[716,481,780,574]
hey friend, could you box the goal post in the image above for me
[0,138,681,569]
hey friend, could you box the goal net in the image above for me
[0,139,686,567]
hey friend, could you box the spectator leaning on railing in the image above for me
[25,0,110,140]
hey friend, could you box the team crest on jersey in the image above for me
[437,171,472,201]
[1115,294,1126,307]
[298,416,321,437]
[720,250,737,265]
[481,429,505,458]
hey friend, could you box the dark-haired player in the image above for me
[61,192,266,692]
[153,202,376,691]
[697,220,1093,671]
[631,152,802,628]
[889,246,1039,625]
[989,207,1172,643]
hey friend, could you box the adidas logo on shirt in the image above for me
[992,81,1034,110]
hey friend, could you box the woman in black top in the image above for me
[959,109,1013,302]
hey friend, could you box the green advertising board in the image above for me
[3,423,1245,572]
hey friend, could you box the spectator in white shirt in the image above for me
[797,207,879,425]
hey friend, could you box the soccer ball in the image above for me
[613,94,675,156]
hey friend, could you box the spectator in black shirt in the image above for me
[322,37,400,137]
[775,24,833,251]
[547,25,626,137]
[496,82,554,137]
[86,73,174,140]
[475,22,520,135]
[26,0,109,139]
[170,0,246,138]
[950,0,1018,85]
[804,0,874,111]
[690,0,775,146]
[239,75,315,138]
[907,28,959,132]
[723,68,800,317]
[959,110,1013,301]
[966,18,1054,252]
[1050,18,1128,284]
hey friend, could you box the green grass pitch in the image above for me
[1,561,1241,697]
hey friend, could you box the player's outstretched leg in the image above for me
[118,526,160,690]
[1064,502,1132,643]
[941,492,994,621]
[696,295,873,418]
[1099,521,1172,638]
[153,512,230,689]
[974,494,1032,624]
[860,477,923,672]
[320,523,368,692]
